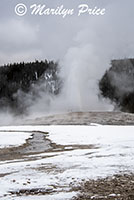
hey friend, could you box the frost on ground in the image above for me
[0,125,134,199]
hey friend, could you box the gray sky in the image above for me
[0,0,134,65]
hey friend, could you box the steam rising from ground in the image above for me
[1,0,134,122]
[27,1,134,117]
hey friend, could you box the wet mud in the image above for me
[0,130,96,162]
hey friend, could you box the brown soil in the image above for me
[72,174,134,200]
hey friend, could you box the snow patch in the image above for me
[0,131,32,148]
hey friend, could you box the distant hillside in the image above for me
[99,59,134,113]
[0,60,61,114]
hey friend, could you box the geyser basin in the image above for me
[0,124,134,199]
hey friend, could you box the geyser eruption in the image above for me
[49,0,134,113]
[1,0,134,121]
[28,0,134,115]
[59,45,113,112]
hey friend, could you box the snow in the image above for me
[1,124,134,147]
[2,192,76,200]
[0,124,134,199]
[0,131,32,148]
[45,124,134,146]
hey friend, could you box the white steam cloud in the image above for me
[27,0,134,117]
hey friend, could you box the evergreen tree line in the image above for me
[2,58,134,114]
[99,58,134,113]
[0,60,61,114]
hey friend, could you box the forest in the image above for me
[99,58,134,113]
[0,60,61,114]
[0,58,134,114]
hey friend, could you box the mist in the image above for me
[25,0,134,117]
[0,0,134,122]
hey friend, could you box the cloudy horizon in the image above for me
[0,0,134,66]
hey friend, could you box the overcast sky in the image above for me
[0,0,134,65]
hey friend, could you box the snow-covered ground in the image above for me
[0,124,134,199]
[0,131,32,148]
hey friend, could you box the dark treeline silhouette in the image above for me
[0,60,61,114]
[99,58,134,113]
